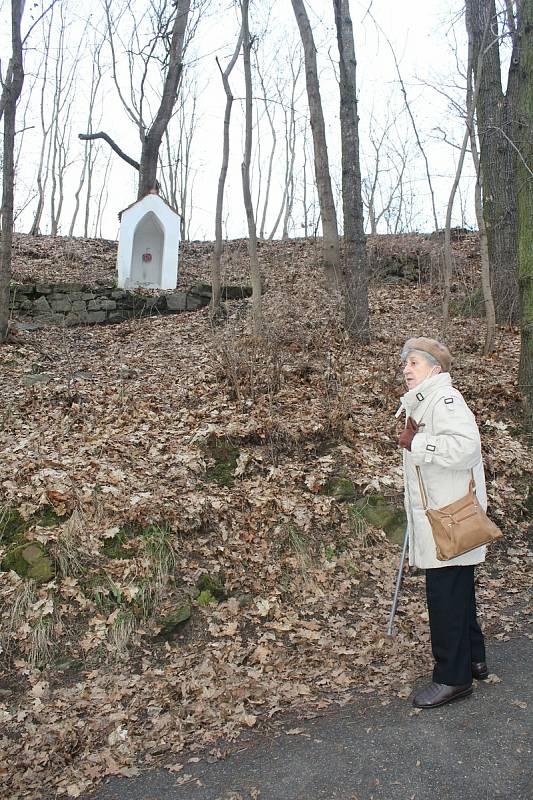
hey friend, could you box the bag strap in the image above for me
[415,466,429,510]
[415,466,476,511]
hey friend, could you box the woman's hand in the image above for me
[399,416,420,451]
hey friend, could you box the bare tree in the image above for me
[1,0,25,343]
[211,25,243,315]
[282,54,302,239]
[363,114,391,236]
[515,0,533,429]
[29,8,54,236]
[82,140,101,238]
[467,0,519,324]
[465,4,496,355]
[8,66,36,226]
[158,74,200,240]
[365,9,439,234]
[296,118,320,237]
[332,0,370,342]
[25,4,86,236]
[300,118,310,236]
[138,0,191,197]
[268,53,302,240]
[362,109,411,235]
[69,35,105,237]
[290,0,340,288]
[80,0,192,200]
[255,56,278,239]
[252,93,263,226]
[49,6,79,235]
[241,0,262,334]
[93,150,113,238]
[469,124,497,355]
[441,10,488,331]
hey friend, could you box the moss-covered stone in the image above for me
[382,509,408,545]
[156,603,192,640]
[352,495,407,545]
[1,540,55,583]
[322,476,357,502]
[205,438,240,487]
[197,572,227,601]
[197,589,217,606]
[0,506,30,544]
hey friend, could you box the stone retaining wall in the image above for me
[9,282,252,329]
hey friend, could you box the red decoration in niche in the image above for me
[142,252,152,263]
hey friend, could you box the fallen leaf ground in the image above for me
[0,234,531,799]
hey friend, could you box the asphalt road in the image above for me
[85,632,532,800]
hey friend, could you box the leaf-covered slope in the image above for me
[0,234,531,800]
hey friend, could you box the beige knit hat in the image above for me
[402,337,452,372]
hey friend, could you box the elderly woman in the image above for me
[397,337,489,709]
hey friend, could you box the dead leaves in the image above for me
[1,234,531,800]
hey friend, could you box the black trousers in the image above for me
[425,564,486,686]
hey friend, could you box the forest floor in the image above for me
[0,233,531,800]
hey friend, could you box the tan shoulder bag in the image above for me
[415,467,502,561]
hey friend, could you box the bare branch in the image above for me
[21,0,59,46]
[78,131,140,171]
[103,0,143,132]
[366,8,440,231]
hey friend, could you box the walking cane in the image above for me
[387,526,409,637]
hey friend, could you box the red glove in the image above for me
[399,416,420,451]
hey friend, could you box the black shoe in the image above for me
[472,661,489,680]
[412,682,472,709]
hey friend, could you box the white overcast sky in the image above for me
[0,0,479,240]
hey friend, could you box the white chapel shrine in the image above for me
[116,192,181,290]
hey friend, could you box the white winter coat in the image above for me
[396,372,487,569]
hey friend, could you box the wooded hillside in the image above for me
[0,233,531,799]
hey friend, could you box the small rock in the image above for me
[157,603,192,640]
[197,572,227,601]
[23,373,53,386]
[1,540,55,583]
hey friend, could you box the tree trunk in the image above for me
[290,0,340,288]
[29,12,53,236]
[70,33,103,237]
[254,103,262,225]
[469,0,519,324]
[282,64,299,239]
[302,122,309,236]
[268,100,290,240]
[256,63,277,239]
[179,89,198,241]
[69,140,88,237]
[464,3,496,354]
[81,0,190,202]
[516,0,533,430]
[442,11,487,331]
[83,143,97,238]
[333,0,370,342]
[1,0,25,343]
[211,27,243,315]
[241,0,262,334]
[94,150,112,238]
[137,0,190,198]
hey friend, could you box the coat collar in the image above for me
[395,372,452,417]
